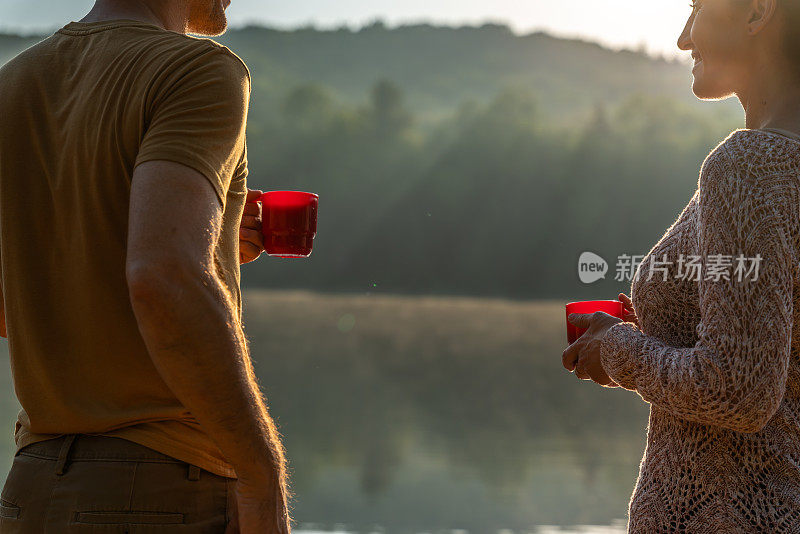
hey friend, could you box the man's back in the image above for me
[0,19,250,478]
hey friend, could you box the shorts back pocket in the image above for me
[0,499,20,520]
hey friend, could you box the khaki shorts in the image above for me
[0,434,234,533]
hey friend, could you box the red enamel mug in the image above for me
[251,191,319,258]
[565,300,625,344]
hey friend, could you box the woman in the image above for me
[563,0,800,531]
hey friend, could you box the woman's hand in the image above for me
[240,189,265,264]
[563,311,623,387]
[619,292,639,327]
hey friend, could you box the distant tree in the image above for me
[360,19,387,33]
[282,83,337,133]
[368,80,413,141]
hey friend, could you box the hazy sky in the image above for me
[1,0,693,58]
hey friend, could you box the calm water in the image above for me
[0,291,648,533]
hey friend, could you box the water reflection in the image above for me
[0,291,649,533]
[243,291,648,532]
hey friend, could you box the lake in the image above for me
[0,290,648,533]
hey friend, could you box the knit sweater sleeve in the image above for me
[598,139,797,433]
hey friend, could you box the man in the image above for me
[0,1,289,532]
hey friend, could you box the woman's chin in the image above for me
[691,76,733,101]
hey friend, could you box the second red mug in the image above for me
[565,300,625,344]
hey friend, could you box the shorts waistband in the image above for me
[19,434,186,464]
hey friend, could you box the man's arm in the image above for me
[126,161,288,509]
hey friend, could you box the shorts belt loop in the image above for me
[188,465,201,481]
[54,434,78,476]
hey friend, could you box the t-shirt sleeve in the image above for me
[598,141,797,434]
[134,47,250,207]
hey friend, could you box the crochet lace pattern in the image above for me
[598,129,800,532]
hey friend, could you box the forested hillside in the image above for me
[0,23,744,298]
[216,22,705,121]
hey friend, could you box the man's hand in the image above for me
[562,311,623,387]
[240,189,265,264]
[225,476,291,534]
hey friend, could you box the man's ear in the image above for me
[746,0,778,35]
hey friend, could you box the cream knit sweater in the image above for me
[598,128,800,532]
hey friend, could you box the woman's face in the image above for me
[677,0,754,100]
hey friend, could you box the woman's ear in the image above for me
[746,0,778,35]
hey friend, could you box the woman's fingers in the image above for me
[622,306,640,327]
[567,312,592,329]
[574,356,591,380]
[587,356,614,386]
[619,293,635,312]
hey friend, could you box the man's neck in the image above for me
[80,0,188,34]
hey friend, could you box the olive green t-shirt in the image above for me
[0,19,251,478]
